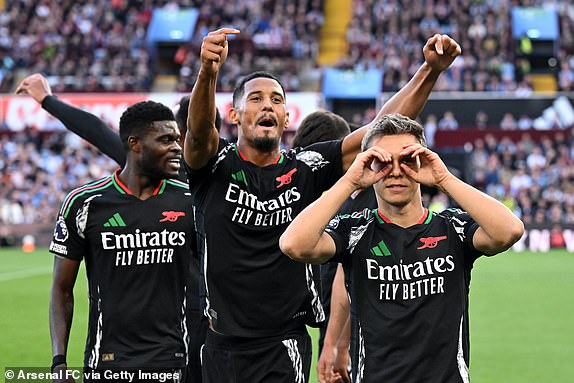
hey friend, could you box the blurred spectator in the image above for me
[500,113,517,130]
[510,164,532,197]
[517,114,533,130]
[526,146,547,170]
[423,114,438,148]
[428,192,448,212]
[438,110,459,130]
[475,110,489,130]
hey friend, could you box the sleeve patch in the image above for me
[53,216,69,242]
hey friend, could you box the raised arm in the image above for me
[280,147,391,264]
[341,34,462,171]
[185,28,239,170]
[49,256,80,373]
[16,73,126,166]
[400,143,525,255]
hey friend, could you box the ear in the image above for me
[284,110,290,129]
[128,136,141,153]
[229,107,240,125]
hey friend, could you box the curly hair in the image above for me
[119,100,175,150]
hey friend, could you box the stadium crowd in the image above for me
[1,1,574,232]
[342,0,574,93]
[0,130,117,226]
[0,0,324,93]
[2,118,574,229]
[1,1,573,93]
[467,130,574,225]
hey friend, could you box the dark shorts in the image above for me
[201,328,312,383]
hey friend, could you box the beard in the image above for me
[140,156,179,180]
[253,136,280,152]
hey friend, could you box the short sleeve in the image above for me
[325,214,352,264]
[440,207,482,260]
[295,140,343,193]
[48,202,87,261]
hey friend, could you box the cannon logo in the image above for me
[160,211,186,222]
[276,168,297,188]
[417,236,447,249]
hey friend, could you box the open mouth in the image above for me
[257,116,277,128]
[167,158,181,169]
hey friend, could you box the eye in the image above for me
[272,96,283,103]
[160,136,177,144]
[249,96,262,102]
[400,156,417,166]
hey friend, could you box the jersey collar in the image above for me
[376,208,431,225]
[235,145,283,165]
[112,169,166,196]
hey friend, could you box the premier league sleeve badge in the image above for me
[54,216,69,242]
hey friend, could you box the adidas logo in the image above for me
[103,213,127,227]
[232,170,247,183]
[370,240,391,257]
[232,170,249,187]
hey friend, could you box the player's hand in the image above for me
[332,345,350,383]
[200,28,240,75]
[343,146,392,191]
[399,143,452,189]
[15,73,53,104]
[423,34,461,73]
[318,344,349,383]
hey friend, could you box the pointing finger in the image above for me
[208,28,240,37]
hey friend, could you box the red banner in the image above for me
[1,92,320,131]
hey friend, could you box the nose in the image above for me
[172,140,182,153]
[261,96,273,110]
[389,160,402,177]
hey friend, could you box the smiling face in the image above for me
[137,121,182,179]
[371,134,422,208]
[230,77,289,152]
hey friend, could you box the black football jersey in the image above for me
[187,138,343,337]
[326,207,482,383]
[49,170,195,369]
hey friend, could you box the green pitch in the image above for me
[1,248,573,382]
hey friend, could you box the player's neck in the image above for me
[376,200,426,228]
[117,168,162,201]
[236,143,281,167]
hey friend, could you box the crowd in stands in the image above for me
[0,0,324,93]
[340,0,574,93]
[2,1,574,242]
[467,130,574,225]
[2,118,574,231]
[2,1,574,93]
[174,0,324,92]
[0,130,117,226]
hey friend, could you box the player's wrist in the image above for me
[436,172,456,194]
[51,354,67,372]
